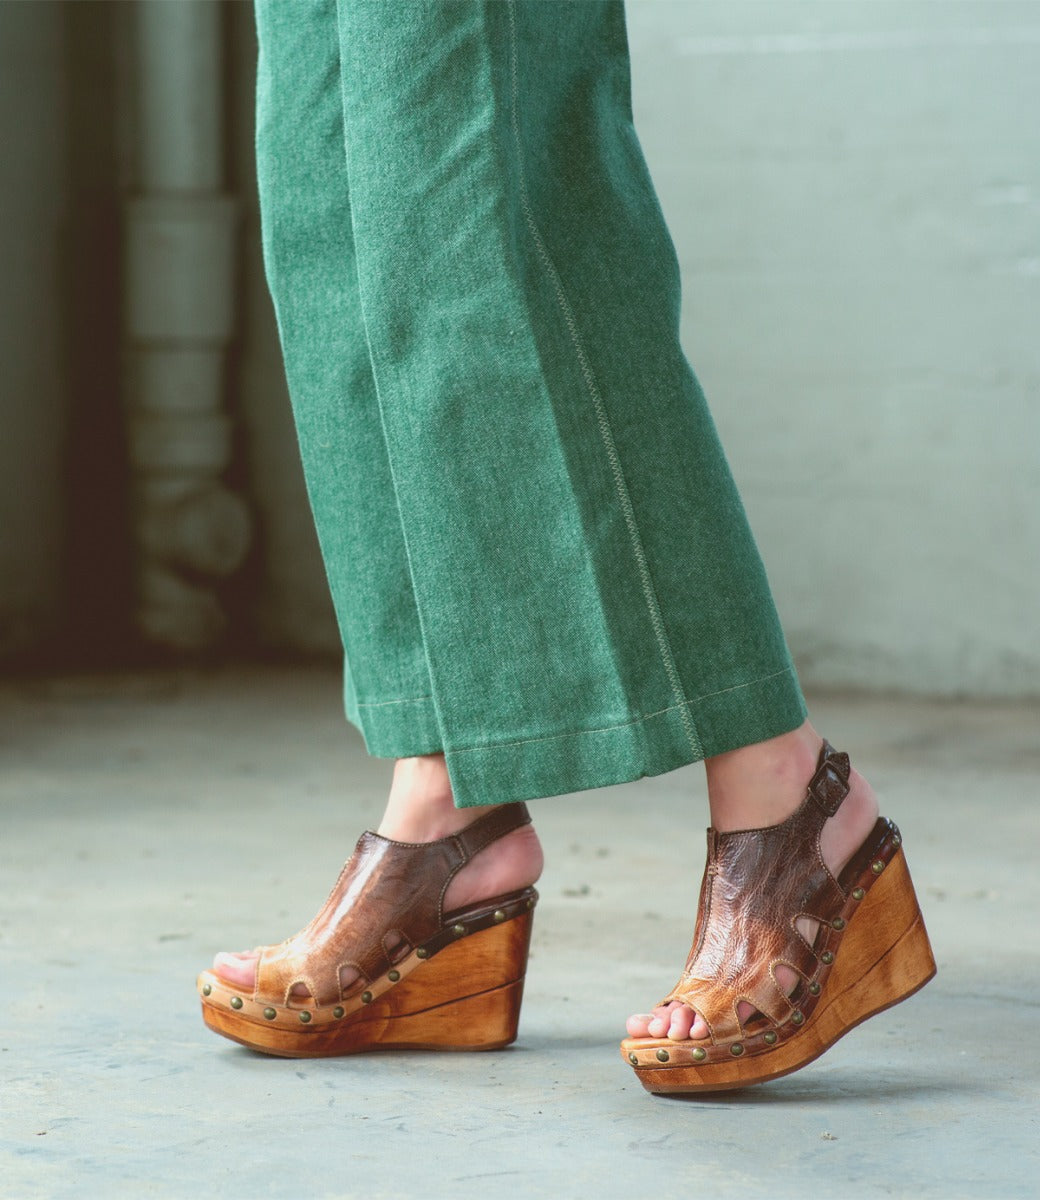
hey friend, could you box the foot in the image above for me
[625,722,879,1042]
[212,753,544,997]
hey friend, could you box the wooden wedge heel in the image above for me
[620,741,936,1094]
[198,802,537,1057]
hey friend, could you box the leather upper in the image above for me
[663,740,852,1041]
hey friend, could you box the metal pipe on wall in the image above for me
[124,0,250,650]
[0,3,67,657]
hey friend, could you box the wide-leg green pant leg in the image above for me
[254,0,441,754]
[254,0,807,808]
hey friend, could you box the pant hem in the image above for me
[345,678,444,758]
[442,665,807,807]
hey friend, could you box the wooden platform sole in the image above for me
[621,845,936,1094]
[199,900,534,1058]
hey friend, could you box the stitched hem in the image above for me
[443,663,807,807]
[344,677,443,759]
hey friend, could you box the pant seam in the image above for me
[355,695,433,708]
[334,0,447,752]
[505,0,701,760]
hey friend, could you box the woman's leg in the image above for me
[213,0,542,998]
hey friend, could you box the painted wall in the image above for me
[626,0,1040,697]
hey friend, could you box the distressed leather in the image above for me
[255,802,531,1007]
[662,740,851,1041]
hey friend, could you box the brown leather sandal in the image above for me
[197,802,537,1057]
[620,740,936,1093]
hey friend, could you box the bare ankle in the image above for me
[705,720,823,831]
[379,753,503,842]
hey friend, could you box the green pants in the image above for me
[253,0,807,808]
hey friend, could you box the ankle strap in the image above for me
[455,801,531,862]
[807,740,851,817]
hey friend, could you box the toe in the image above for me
[627,1001,680,1038]
[212,951,257,989]
[627,999,713,1042]
[626,1012,657,1037]
[646,1002,679,1038]
[667,1004,696,1041]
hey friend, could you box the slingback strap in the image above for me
[454,801,531,862]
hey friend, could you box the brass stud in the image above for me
[821,951,834,965]
[333,1006,345,1019]
[263,1007,277,1021]
[832,917,846,931]
[730,1043,745,1057]
[299,1011,311,1024]
[791,1010,804,1026]
[629,1052,639,1065]
[452,923,466,937]
[809,981,821,995]
[416,948,429,959]
[201,984,212,997]
[871,860,885,874]
[852,887,865,901]
[893,834,902,847]
[388,969,400,983]
[361,991,373,1004]
[229,996,243,1010]
[527,896,536,909]
[763,1031,778,1045]
[655,1048,670,1062]
[691,1047,707,1062]
[493,909,506,924]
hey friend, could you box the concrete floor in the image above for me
[2,665,1038,1200]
